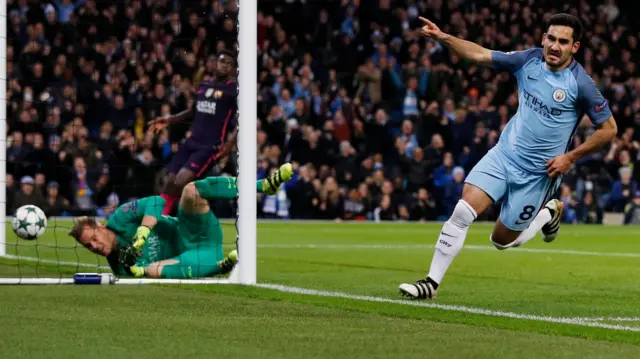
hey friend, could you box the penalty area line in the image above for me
[255,283,640,332]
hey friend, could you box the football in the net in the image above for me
[12,205,47,240]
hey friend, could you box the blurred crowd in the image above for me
[7,0,239,217]
[6,0,640,225]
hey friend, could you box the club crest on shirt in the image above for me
[552,88,566,103]
[214,90,223,99]
[121,200,137,214]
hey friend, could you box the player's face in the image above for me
[78,224,116,256]
[216,55,235,78]
[542,25,580,70]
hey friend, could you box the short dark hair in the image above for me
[68,216,99,242]
[546,13,583,42]
[217,49,237,67]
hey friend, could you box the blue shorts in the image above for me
[465,147,560,231]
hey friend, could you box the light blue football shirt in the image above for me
[491,48,612,174]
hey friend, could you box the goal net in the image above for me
[0,0,256,285]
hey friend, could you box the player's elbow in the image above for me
[609,120,618,138]
[473,49,493,66]
[605,119,618,141]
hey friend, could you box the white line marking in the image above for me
[1,254,110,269]
[258,226,640,235]
[4,253,637,331]
[256,283,640,332]
[576,317,640,322]
[259,244,640,258]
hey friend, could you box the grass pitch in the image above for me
[0,221,639,358]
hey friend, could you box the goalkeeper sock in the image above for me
[160,193,178,216]
[194,177,265,200]
[194,177,238,200]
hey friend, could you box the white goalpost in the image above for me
[0,0,257,285]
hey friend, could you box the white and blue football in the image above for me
[12,205,47,240]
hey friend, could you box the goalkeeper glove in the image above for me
[129,265,145,277]
[119,244,142,269]
[133,225,151,249]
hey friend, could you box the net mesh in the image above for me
[1,0,240,282]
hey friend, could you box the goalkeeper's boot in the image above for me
[217,250,238,275]
[398,278,438,300]
[262,163,293,195]
[541,199,564,243]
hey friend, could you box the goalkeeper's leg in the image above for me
[143,248,238,279]
[189,162,293,202]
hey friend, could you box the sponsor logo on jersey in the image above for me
[552,88,567,103]
[205,88,214,98]
[146,235,160,262]
[196,100,217,115]
[522,89,563,118]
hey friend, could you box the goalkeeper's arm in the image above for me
[118,196,166,275]
[132,196,166,248]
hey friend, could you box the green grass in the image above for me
[1,221,639,358]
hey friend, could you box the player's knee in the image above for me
[181,182,201,202]
[449,200,477,228]
[461,185,493,216]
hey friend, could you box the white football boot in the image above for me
[399,279,437,300]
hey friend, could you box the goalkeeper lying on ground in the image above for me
[69,163,293,279]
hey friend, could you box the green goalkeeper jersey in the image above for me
[105,196,180,275]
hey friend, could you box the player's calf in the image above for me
[489,221,522,250]
[399,199,477,300]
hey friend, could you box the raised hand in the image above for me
[147,117,169,135]
[418,17,445,40]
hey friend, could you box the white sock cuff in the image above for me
[449,200,477,228]
[459,200,478,219]
[490,235,518,250]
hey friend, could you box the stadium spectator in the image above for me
[13,176,44,213]
[576,191,604,224]
[623,191,640,224]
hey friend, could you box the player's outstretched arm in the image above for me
[418,17,492,66]
[147,109,192,134]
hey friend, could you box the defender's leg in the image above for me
[161,141,196,215]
